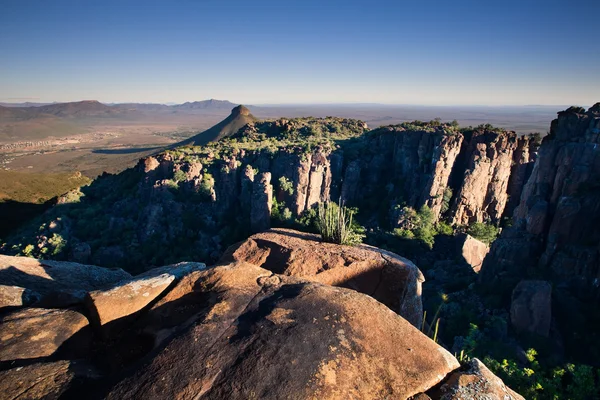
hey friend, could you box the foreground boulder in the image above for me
[0,254,522,399]
[107,262,457,399]
[85,273,175,338]
[0,360,97,400]
[0,284,41,309]
[0,307,90,362]
[84,262,206,338]
[0,254,131,307]
[221,228,424,327]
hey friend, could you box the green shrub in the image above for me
[467,222,499,244]
[317,201,364,246]
[278,176,294,195]
[198,173,215,199]
[393,228,415,239]
[441,187,453,213]
[435,221,454,236]
[173,169,187,183]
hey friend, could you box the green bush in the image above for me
[435,221,454,236]
[173,170,187,183]
[485,350,600,400]
[441,187,453,213]
[467,222,499,244]
[278,176,294,195]
[317,201,364,246]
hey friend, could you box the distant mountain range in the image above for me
[0,99,239,120]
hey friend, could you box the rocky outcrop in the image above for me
[0,251,521,399]
[0,255,131,307]
[106,264,457,400]
[450,129,534,226]
[510,280,552,337]
[0,361,97,400]
[85,273,175,337]
[428,358,524,400]
[458,234,489,273]
[0,284,41,309]
[250,172,272,232]
[0,307,90,362]
[481,104,600,295]
[221,228,425,327]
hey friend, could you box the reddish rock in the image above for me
[451,129,522,226]
[0,284,41,310]
[221,228,424,327]
[430,358,524,400]
[106,262,459,400]
[0,308,90,362]
[459,234,489,273]
[250,172,272,232]
[0,360,98,400]
[0,254,130,307]
[85,273,176,337]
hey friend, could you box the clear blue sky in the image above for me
[1,0,598,106]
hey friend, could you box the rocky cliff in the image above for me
[481,104,600,293]
[1,108,539,271]
[0,232,522,399]
[479,104,600,362]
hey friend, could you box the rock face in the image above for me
[510,280,552,337]
[0,307,90,362]
[0,254,131,306]
[250,172,272,232]
[221,228,424,327]
[458,234,489,273]
[85,273,175,337]
[0,284,41,309]
[0,252,521,399]
[0,361,96,400]
[429,358,525,400]
[107,262,458,400]
[481,104,600,295]
[450,129,528,226]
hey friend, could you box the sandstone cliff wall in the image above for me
[481,104,600,294]
[152,125,538,233]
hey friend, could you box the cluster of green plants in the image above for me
[316,201,365,246]
[458,323,600,399]
[467,222,499,244]
[392,205,454,248]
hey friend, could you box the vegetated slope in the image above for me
[177,105,257,146]
[0,170,91,238]
[0,170,90,204]
[2,107,536,272]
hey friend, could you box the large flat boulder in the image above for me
[0,254,131,307]
[85,261,206,339]
[0,360,97,400]
[0,307,91,362]
[0,284,41,310]
[85,273,175,338]
[221,228,424,327]
[106,262,459,399]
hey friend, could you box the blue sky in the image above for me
[0,0,598,106]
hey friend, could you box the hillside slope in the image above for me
[177,105,257,146]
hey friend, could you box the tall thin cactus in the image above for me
[317,201,357,245]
